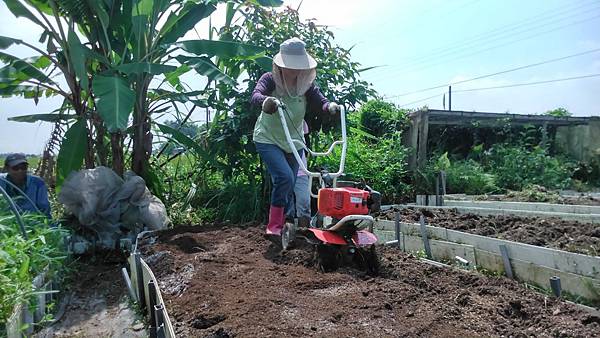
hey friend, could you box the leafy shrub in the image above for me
[163,160,267,225]
[419,145,575,195]
[358,100,408,137]
[417,153,497,195]
[445,160,498,195]
[571,155,600,188]
[483,145,573,191]
[544,107,571,117]
[168,203,218,226]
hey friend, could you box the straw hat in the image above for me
[273,37,317,70]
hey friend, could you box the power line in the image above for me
[369,1,600,78]
[397,92,445,107]
[453,73,600,92]
[384,47,600,99]
[393,73,600,108]
[395,1,596,64]
[371,12,600,81]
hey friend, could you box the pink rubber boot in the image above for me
[266,205,285,236]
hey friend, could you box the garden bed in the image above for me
[138,225,600,337]
[379,207,600,256]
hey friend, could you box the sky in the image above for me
[1,0,599,154]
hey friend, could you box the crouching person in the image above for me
[0,153,51,218]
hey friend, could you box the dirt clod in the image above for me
[203,327,233,338]
[191,314,226,329]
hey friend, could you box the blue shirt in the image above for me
[0,173,51,218]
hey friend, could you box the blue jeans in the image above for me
[294,175,311,219]
[256,142,299,215]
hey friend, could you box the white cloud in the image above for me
[284,0,359,28]
[283,0,387,29]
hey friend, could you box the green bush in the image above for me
[358,100,408,137]
[483,145,574,191]
[544,107,571,117]
[571,156,600,188]
[417,153,497,195]
[445,160,498,195]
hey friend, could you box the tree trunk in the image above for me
[132,106,149,175]
[95,117,108,167]
[111,133,124,177]
[132,77,152,175]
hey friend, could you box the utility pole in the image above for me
[448,85,452,111]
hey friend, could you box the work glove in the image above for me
[262,96,278,114]
[328,102,342,115]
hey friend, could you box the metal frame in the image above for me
[274,101,377,233]
[127,243,177,338]
[275,100,348,199]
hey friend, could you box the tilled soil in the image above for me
[379,207,600,256]
[139,225,600,338]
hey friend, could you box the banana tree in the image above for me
[1,0,100,185]
[2,0,276,189]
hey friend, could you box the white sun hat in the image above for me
[273,37,317,70]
